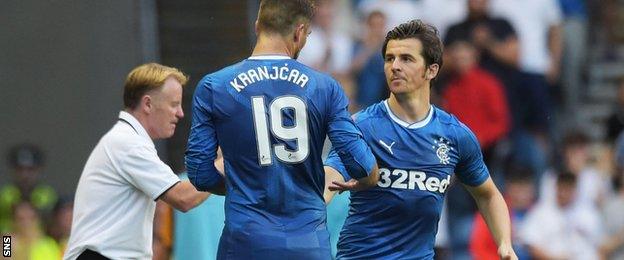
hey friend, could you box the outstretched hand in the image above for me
[328,179,368,193]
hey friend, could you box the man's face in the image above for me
[145,77,184,139]
[383,38,437,95]
[564,145,588,174]
[556,183,576,208]
[448,41,477,74]
[14,166,39,187]
[505,181,535,210]
[468,0,488,15]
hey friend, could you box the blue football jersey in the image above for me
[325,100,489,259]
[185,55,376,259]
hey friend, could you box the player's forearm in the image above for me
[473,185,512,248]
[323,166,345,204]
[356,163,379,189]
[186,161,225,192]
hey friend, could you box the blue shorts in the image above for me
[217,225,331,260]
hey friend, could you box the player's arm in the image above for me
[185,76,226,195]
[456,126,516,260]
[324,148,379,198]
[463,178,516,260]
[325,81,379,193]
[323,165,345,204]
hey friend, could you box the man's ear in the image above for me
[426,64,440,80]
[254,20,260,36]
[293,23,306,43]
[140,94,153,113]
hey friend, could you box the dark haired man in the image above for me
[185,0,379,259]
[325,20,516,259]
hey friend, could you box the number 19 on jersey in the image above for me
[251,96,309,166]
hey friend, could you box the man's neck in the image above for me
[124,108,153,139]
[251,33,293,58]
[387,88,431,124]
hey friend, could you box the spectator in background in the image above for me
[520,173,602,260]
[540,131,608,209]
[356,0,420,31]
[0,144,57,233]
[470,166,535,260]
[442,39,510,167]
[420,0,467,38]
[445,0,522,129]
[559,0,589,122]
[11,201,60,260]
[152,200,173,260]
[47,198,73,256]
[489,0,563,177]
[605,77,624,142]
[298,0,356,108]
[600,144,624,259]
[298,0,353,74]
[350,10,388,109]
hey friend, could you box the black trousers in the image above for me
[77,249,110,260]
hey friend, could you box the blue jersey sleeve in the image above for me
[185,76,225,191]
[455,125,489,186]
[326,81,375,180]
[324,149,351,181]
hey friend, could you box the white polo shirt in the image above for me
[64,111,180,260]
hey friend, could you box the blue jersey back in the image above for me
[186,55,375,258]
[325,100,489,259]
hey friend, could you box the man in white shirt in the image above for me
[64,63,214,260]
[521,173,602,260]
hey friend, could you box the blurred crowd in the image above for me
[4,0,624,259]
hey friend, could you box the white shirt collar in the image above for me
[118,111,151,140]
[383,100,434,129]
[248,54,292,60]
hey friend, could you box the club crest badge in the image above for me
[432,137,453,165]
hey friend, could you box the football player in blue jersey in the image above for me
[185,0,379,259]
[324,20,517,260]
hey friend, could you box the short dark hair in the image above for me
[505,164,534,184]
[382,19,444,69]
[7,143,44,168]
[556,172,577,186]
[257,0,315,36]
[562,130,590,148]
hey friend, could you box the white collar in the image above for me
[383,100,434,129]
[118,111,151,140]
[248,55,292,60]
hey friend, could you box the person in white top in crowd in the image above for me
[64,63,213,260]
[521,172,602,260]
[600,136,624,259]
[488,0,562,82]
[419,0,467,39]
[356,0,420,32]
[489,0,563,157]
[539,131,609,210]
[297,0,353,75]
